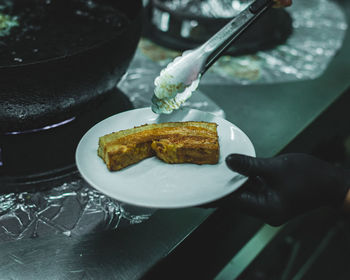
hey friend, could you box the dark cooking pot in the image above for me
[0,0,143,133]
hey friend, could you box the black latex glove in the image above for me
[207,153,350,226]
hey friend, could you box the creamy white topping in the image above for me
[154,72,185,99]
[152,76,201,114]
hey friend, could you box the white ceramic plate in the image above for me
[76,107,255,209]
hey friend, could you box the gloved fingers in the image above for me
[197,177,262,209]
[216,177,267,209]
[233,190,288,226]
[231,190,269,216]
[226,154,273,178]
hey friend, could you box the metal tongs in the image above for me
[152,0,274,114]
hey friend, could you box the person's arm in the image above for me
[204,153,350,226]
[343,189,350,212]
[273,0,292,8]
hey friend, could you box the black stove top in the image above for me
[0,88,133,192]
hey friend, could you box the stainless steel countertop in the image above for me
[0,1,349,279]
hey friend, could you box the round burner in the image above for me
[0,88,133,192]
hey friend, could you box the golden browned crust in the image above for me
[98,122,219,171]
[151,137,219,164]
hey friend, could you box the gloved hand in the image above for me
[206,153,350,226]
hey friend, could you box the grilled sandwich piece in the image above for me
[98,121,219,171]
[151,136,219,165]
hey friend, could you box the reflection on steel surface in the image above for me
[0,175,154,241]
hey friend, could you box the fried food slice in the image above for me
[98,121,219,171]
